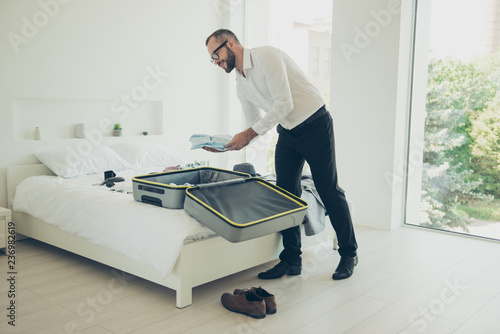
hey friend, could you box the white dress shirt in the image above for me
[236,46,325,135]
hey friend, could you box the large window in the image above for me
[259,0,332,174]
[406,0,500,240]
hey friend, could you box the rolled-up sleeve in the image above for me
[238,92,261,129]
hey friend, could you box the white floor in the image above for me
[1,225,500,334]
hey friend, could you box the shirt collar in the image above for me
[243,48,252,70]
[237,47,252,78]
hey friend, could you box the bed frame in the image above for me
[6,164,335,308]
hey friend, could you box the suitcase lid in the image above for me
[185,178,308,228]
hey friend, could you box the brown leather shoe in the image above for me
[233,287,277,314]
[221,290,266,319]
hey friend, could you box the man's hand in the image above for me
[225,128,258,151]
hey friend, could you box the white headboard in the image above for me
[6,164,55,210]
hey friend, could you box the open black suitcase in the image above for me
[132,167,308,242]
[132,167,251,209]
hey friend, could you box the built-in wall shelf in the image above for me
[12,98,163,141]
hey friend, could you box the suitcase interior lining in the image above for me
[187,180,306,227]
[135,169,247,188]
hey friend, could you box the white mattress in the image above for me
[13,168,216,277]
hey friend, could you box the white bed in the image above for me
[6,143,335,308]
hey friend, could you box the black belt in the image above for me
[293,105,328,130]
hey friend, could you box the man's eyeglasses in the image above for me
[210,40,228,63]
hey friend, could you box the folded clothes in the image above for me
[169,182,194,187]
[189,134,232,151]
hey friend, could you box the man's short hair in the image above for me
[205,29,241,46]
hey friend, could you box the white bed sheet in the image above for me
[13,168,216,277]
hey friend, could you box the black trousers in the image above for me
[275,108,358,266]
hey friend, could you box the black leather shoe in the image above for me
[332,255,358,280]
[258,261,301,280]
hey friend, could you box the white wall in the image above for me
[330,0,410,230]
[1,0,416,231]
[0,0,232,208]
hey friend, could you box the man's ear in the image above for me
[226,38,235,49]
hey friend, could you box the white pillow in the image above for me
[108,142,186,168]
[35,145,132,178]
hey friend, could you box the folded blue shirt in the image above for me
[189,134,232,151]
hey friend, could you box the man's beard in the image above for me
[224,48,236,73]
